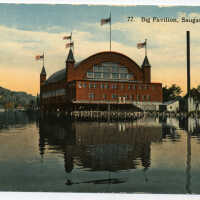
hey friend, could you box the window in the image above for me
[94,72,102,79]
[112,94,117,99]
[137,95,140,101]
[112,66,118,73]
[89,83,97,88]
[93,65,99,72]
[89,83,93,88]
[103,73,111,79]
[105,84,109,89]
[132,85,136,89]
[147,95,150,101]
[112,73,119,79]
[103,66,111,72]
[89,93,95,99]
[78,82,82,88]
[83,83,87,88]
[119,67,128,73]
[152,85,155,90]
[100,84,104,89]
[87,72,93,78]
[128,85,131,89]
[120,73,128,79]
[112,84,117,89]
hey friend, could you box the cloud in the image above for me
[110,12,200,92]
[1,11,200,95]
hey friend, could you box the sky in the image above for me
[0,4,200,95]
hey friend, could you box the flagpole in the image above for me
[43,51,44,67]
[110,12,111,51]
[73,41,74,56]
[71,32,74,55]
[145,39,147,57]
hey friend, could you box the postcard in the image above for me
[0,3,200,199]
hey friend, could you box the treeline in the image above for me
[163,84,200,102]
[0,86,36,109]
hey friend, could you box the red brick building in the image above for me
[40,49,162,112]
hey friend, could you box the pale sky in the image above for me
[0,4,200,95]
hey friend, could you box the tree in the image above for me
[190,87,200,111]
[163,84,182,102]
[197,85,200,92]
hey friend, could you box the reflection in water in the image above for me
[180,117,200,139]
[1,111,200,193]
[0,111,37,131]
[186,130,191,194]
[65,177,126,185]
[39,118,163,184]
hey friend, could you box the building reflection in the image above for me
[38,119,163,176]
[161,124,180,142]
[186,129,191,194]
[180,117,200,139]
[0,111,37,131]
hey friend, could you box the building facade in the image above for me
[40,49,162,112]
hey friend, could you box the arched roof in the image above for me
[45,51,143,83]
[74,51,141,71]
[73,51,143,81]
[45,68,65,84]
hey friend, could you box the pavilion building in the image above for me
[40,49,162,112]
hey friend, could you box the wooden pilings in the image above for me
[40,109,200,122]
[66,111,144,122]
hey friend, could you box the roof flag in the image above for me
[101,12,112,51]
[35,54,44,60]
[65,42,74,48]
[63,35,71,40]
[137,41,146,49]
[137,39,148,56]
[101,17,111,26]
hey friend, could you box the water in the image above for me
[0,111,200,194]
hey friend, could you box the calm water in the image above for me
[0,111,200,194]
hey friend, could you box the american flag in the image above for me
[65,42,74,48]
[137,41,146,49]
[63,35,71,40]
[35,55,44,60]
[101,17,111,25]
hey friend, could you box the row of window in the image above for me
[86,62,133,80]
[93,63,128,73]
[88,93,151,101]
[42,89,65,98]
[78,82,155,90]
[87,72,133,80]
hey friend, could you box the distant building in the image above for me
[162,100,180,112]
[40,49,163,112]
[187,96,200,112]
[180,96,200,112]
